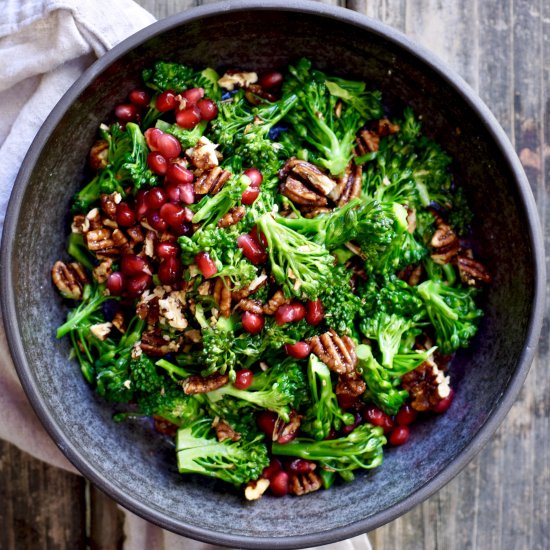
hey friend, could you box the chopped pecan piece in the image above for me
[100,192,121,219]
[237,299,264,314]
[71,214,89,234]
[183,373,229,395]
[51,261,89,300]
[212,417,241,442]
[136,289,161,324]
[457,255,491,286]
[158,291,188,330]
[356,128,380,155]
[402,359,451,412]
[126,224,145,246]
[111,228,134,255]
[281,176,328,206]
[288,471,323,496]
[212,277,232,318]
[377,118,400,136]
[430,217,459,265]
[90,322,112,341]
[244,478,270,501]
[217,206,246,228]
[86,208,103,230]
[263,289,290,315]
[231,273,268,301]
[335,371,366,400]
[333,162,362,206]
[218,70,258,91]
[93,258,113,283]
[245,84,277,105]
[310,329,357,375]
[186,137,221,170]
[111,311,126,334]
[89,139,109,171]
[140,329,181,357]
[273,410,302,444]
[194,166,232,195]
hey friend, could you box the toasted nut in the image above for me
[90,322,112,341]
[111,311,126,334]
[377,118,400,136]
[402,359,451,412]
[218,71,258,91]
[333,162,362,206]
[89,139,109,171]
[284,158,337,197]
[430,218,459,265]
[212,277,232,318]
[237,299,264,315]
[71,214,89,234]
[100,193,118,219]
[274,410,302,444]
[288,471,322,496]
[140,328,181,357]
[51,261,89,300]
[281,176,328,206]
[335,371,366,399]
[126,224,145,246]
[111,228,133,255]
[86,228,115,252]
[217,206,246,228]
[231,273,268,301]
[212,417,241,442]
[263,289,290,315]
[86,208,103,230]
[92,258,113,284]
[244,478,270,501]
[310,329,357,375]
[183,373,229,395]
[186,137,220,170]
[194,166,232,195]
[356,129,380,155]
[457,255,491,286]
[158,291,188,330]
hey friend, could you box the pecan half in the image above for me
[194,166,232,195]
[89,139,109,171]
[430,218,459,265]
[237,299,264,315]
[335,371,366,399]
[356,128,380,155]
[279,158,337,206]
[92,258,113,284]
[273,410,302,444]
[288,471,323,496]
[263,289,290,315]
[86,228,117,255]
[217,206,246,228]
[281,176,328,206]
[310,329,357,375]
[183,373,229,395]
[244,478,270,501]
[140,329,181,357]
[402,359,451,412]
[457,255,491,286]
[52,261,89,300]
[377,118,400,136]
[213,277,232,318]
[186,137,221,170]
[333,162,362,206]
[212,417,241,442]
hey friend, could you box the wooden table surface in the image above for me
[2,1,548,548]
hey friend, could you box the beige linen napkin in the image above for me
[0,2,372,549]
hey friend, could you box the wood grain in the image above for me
[2,1,548,548]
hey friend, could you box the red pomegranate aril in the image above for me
[363,406,394,434]
[176,105,202,129]
[270,471,289,497]
[195,251,217,278]
[337,393,359,410]
[155,241,179,259]
[170,221,193,237]
[260,71,284,90]
[147,210,168,232]
[166,163,194,185]
[389,425,410,446]
[197,98,218,121]
[262,458,283,480]
[433,388,454,413]
[135,189,150,219]
[126,273,152,298]
[237,234,267,265]
[129,89,151,107]
[145,187,167,210]
[256,410,277,438]
[275,303,306,325]
[250,225,268,248]
[396,404,418,426]
[284,459,315,474]
[284,342,311,359]
[243,168,263,187]
[341,412,363,435]
[115,103,138,122]
[179,183,195,205]
[147,152,168,175]
[234,369,254,390]
[115,202,136,227]
[156,133,181,160]
[106,272,125,295]
[306,299,325,326]
[241,186,260,205]
[120,254,149,276]
[158,257,183,285]
[241,311,265,335]
[156,90,177,112]
[160,202,186,228]
[181,87,204,105]
[144,128,164,151]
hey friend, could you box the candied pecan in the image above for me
[71,214,89,234]
[197,280,214,296]
[140,329,181,357]
[92,258,113,283]
[111,228,133,255]
[335,371,366,399]
[183,373,229,395]
[430,218,459,265]
[281,176,328,206]
[245,84,277,105]
[212,417,241,442]
[158,291,188,330]
[457,255,491,286]
[356,128,380,155]
[263,289,290,315]
[111,311,126,334]
[86,208,104,230]
[100,192,121,219]
[86,228,116,255]
[402,359,451,412]
[398,264,423,286]
[186,137,221,170]
[51,261,89,300]
[310,329,357,375]
[231,273,268,301]
[288,471,323,496]
[244,478,270,501]
[137,291,160,324]
[212,277,232,318]
[377,118,400,136]
[218,70,258,91]
[217,206,246,228]
[273,410,302,444]
[89,139,109,171]
[237,299,264,315]
[194,166,232,195]
[90,322,112,341]
[334,162,362,206]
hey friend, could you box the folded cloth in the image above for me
[0,2,372,549]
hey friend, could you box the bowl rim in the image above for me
[1,0,545,547]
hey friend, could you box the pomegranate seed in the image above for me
[396,404,417,426]
[270,471,289,497]
[156,90,177,112]
[158,256,183,285]
[165,182,195,204]
[160,203,186,228]
[129,89,151,107]
[234,369,254,390]
[120,254,149,276]
[389,425,410,446]
[170,221,193,237]
[115,103,138,122]
[260,71,284,90]
[243,168,263,187]
[433,389,454,413]
[250,226,268,248]
[197,98,218,121]
[176,106,202,129]
[256,410,277,438]
[341,412,362,435]
[181,87,204,105]
[106,272,125,295]
[115,202,136,227]
[144,128,164,151]
[126,273,152,298]
[284,459,315,474]
[147,152,168,175]
[135,189,150,219]
[241,311,265,335]
[155,242,179,259]
[195,251,217,278]
[145,187,167,210]
[166,163,194,185]
[237,234,267,264]
[284,342,311,359]
[241,187,260,205]
[146,210,168,232]
[262,458,283,480]
[156,133,181,160]
[275,303,306,325]
[363,406,394,434]
[337,393,359,410]
[306,300,325,326]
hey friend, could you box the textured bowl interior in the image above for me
[2,3,542,549]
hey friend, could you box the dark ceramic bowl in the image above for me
[1,1,544,548]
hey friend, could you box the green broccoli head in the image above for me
[138,385,203,427]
